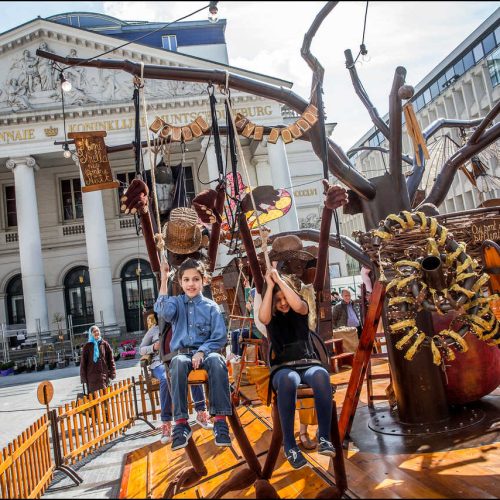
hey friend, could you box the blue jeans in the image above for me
[151,364,206,422]
[272,365,332,453]
[230,326,261,355]
[169,352,232,421]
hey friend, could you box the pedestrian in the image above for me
[332,289,362,336]
[259,268,336,470]
[80,325,116,394]
[331,291,340,305]
[154,257,232,451]
[139,311,212,445]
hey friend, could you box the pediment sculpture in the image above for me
[0,40,206,114]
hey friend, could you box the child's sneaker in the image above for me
[171,423,192,451]
[195,410,214,429]
[213,420,231,447]
[318,437,336,458]
[285,446,308,469]
[160,421,172,445]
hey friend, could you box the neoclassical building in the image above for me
[341,7,500,239]
[0,13,346,338]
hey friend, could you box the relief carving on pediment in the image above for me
[0,41,206,114]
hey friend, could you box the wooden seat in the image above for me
[140,355,160,421]
[230,315,265,405]
[325,337,355,373]
[188,369,209,385]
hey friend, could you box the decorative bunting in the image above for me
[148,103,318,145]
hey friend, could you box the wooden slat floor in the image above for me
[120,361,500,499]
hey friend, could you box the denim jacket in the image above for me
[154,293,226,356]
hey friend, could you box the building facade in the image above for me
[341,8,500,239]
[0,13,346,338]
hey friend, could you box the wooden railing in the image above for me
[0,414,55,499]
[54,379,136,466]
[0,376,159,498]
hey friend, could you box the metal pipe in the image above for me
[389,67,411,211]
[36,49,376,201]
[421,255,446,291]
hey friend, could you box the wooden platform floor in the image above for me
[120,361,500,499]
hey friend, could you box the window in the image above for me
[121,259,157,332]
[482,32,496,56]
[6,274,24,325]
[161,34,178,51]
[487,46,500,88]
[453,59,465,78]
[430,81,440,100]
[414,94,425,111]
[473,42,484,63]
[495,26,500,46]
[438,74,447,91]
[64,266,93,333]
[423,88,431,104]
[4,185,17,227]
[116,172,135,211]
[61,178,83,221]
[463,50,475,71]
[329,263,341,279]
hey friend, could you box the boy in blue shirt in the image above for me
[155,257,232,450]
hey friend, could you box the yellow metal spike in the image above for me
[404,332,426,360]
[395,327,419,350]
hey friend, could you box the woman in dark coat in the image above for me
[80,325,116,393]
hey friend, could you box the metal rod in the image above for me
[421,255,446,291]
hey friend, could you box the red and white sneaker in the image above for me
[195,410,213,429]
[160,421,172,444]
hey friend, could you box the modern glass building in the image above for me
[342,7,500,238]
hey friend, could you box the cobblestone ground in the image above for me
[0,357,143,450]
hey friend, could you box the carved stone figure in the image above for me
[6,78,30,111]
[65,49,87,89]
[38,42,57,91]
[19,49,39,94]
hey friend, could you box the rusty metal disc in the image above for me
[37,380,54,406]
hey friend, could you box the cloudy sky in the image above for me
[0,1,498,149]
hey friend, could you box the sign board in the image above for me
[68,131,119,193]
[470,218,500,245]
[37,380,54,406]
[211,276,228,304]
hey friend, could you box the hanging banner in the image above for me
[68,131,119,192]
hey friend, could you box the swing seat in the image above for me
[188,369,209,385]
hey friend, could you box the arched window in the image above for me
[6,274,25,325]
[121,259,157,332]
[64,266,93,333]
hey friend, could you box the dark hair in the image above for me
[178,258,208,281]
[265,273,300,315]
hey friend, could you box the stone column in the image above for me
[266,138,300,232]
[79,170,118,331]
[6,157,49,336]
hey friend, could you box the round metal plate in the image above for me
[368,406,484,437]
